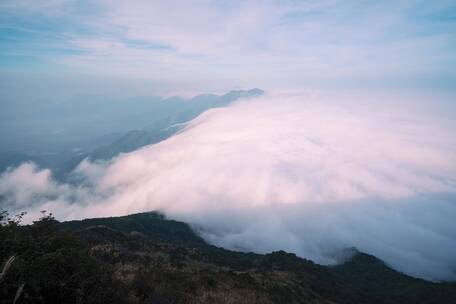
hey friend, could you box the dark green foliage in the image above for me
[60,212,206,246]
[0,211,127,304]
[1,210,455,304]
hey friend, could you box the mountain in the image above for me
[89,128,177,160]
[332,251,456,304]
[1,210,454,304]
[0,89,264,179]
[89,88,264,160]
[61,212,206,246]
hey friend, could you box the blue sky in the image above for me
[1,0,456,94]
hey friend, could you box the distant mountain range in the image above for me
[1,211,455,303]
[0,88,263,179]
[89,88,264,160]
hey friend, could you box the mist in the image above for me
[1,91,455,281]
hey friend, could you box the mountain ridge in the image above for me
[58,211,456,303]
[2,210,454,303]
[0,88,264,181]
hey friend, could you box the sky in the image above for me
[1,0,456,95]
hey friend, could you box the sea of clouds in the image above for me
[1,91,456,281]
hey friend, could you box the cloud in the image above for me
[0,162,97,213]
[1,91,456,281]
[0,163,57,208]
[1,1,456,92]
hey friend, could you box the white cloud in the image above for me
[0,163,57,208]
[3,0,454,91]
[73,1,456,84]
[2,91,456,281]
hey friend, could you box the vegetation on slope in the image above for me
[1,211,455,304]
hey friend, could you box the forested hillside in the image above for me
[1,211,455,304]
